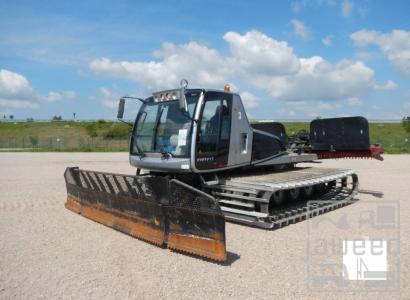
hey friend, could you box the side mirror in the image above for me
[179,89,188,114]
[117,98,125,119]
[179,79,188,114]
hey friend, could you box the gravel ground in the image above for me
[0,153,409,299]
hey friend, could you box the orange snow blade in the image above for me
[64,167,227,262]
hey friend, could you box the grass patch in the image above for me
[0,121,130,151]
[0,120,409,153]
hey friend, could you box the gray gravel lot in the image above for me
[0,153,409,299]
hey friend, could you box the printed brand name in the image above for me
[196,157,214,162]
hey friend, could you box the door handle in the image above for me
[241,133,248,154]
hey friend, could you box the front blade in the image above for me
[166,179,226,261]
[64,167,168,245]
[64,168,227,261]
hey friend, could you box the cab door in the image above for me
[195,92,232,170]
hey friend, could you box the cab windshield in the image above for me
[131,91,199,157]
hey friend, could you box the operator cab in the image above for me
[131,90,199,159]
[118,81,302,174]
[127,86,246,173]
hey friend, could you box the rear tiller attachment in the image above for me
[309,116,384,161]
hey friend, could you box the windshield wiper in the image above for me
[131,133,146,158]
[153,106,165,150]
[131,111,147,158]
[135,140,146,157]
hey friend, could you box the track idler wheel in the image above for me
[314,180,336,195]
[302,185,314,198]
[288,188,301,201]
[314,183,328,195]
[271,190,285,205]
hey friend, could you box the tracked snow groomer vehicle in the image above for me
[64,80,382,261]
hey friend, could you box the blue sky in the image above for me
[0,0,409,120]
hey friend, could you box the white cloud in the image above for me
[0,99,39,109]
[351,29,410,78]
[291,19,311,40]
[355,50,374,60]
[346,97,362,106]
[318,101,342,110]
[90,42,230,92]
[322,35,333,47]
[90,31,301,92]
[291,0,337,14]
[291,1,306,13]
[0,69,35,100]
[63,90,77,100]
[223,31,300,76]
[91,31,301,90]
[356,5,368,18]
[89,30,393,107]
[374,80,398,90]
[0,69,77,110]
[404,93,410,112]
[342,0,354,17]
[284,100,328,118]
[321,0,337,5]
[350,30,378,47]
[102,100,117,109]
[0,69,38,109]
[94,87,142,118]
[43,91,63,102]
[252,57,381,102]
[405,102,410,111]
[95,87,120,109]
[99,87,112,98]
[42,90,77,102]
[239,91,259,109]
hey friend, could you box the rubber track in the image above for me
[268,189,356,229]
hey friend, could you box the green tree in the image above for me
[103,123,130,139]
[85,123,98,137]
[29,136,39,147]
[402,117,410,133]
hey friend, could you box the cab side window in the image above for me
[196,93,232,168]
